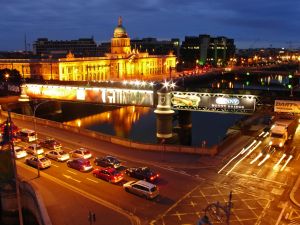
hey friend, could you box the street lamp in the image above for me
[33,100,51,177]
[4,73,9,96]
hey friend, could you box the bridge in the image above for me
[21,82,257,114]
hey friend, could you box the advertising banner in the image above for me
[25,84,154,107]
[171,91,256,113]
[274,100,300,114]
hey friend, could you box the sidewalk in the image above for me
[290,175,300,208]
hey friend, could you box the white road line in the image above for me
[67,170,77,175]
[62,174,81,183]
[51,164,59,167]
[230,171,286,186]
[86,178,99,183]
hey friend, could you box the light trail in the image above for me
[273,153,286,170]
[226,141,262,175]
[218,140,258,174]
[280,155,293,172]
[250,152,263,164]
[258,154,270,166]
[241,140,257,155]
[218,147,246,174]
[263,131,269,138]
[258,131,265,137]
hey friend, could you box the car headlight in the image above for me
[279,143,283,147]
[269,141,272,146]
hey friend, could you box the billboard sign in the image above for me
[274,100,300,113]
[24,84,154,107]
[171,91,256,113]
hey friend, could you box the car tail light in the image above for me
[156,174,159,177]
[150,176,155,180]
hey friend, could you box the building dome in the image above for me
[113,17,128,38]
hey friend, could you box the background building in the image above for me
[33,38,99,58]
[131,38,180,56]
[180,35,235,69]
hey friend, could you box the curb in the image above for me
[290,175,300,207]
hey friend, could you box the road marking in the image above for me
[62,174,81,183]
[86,178,99,183]
[230,171,286,186]
[67,170,77,175]
[150,185,200,225]
[275,202,288,225]
[154,165,192,177]
[51,164,59,167]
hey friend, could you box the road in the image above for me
[10,116,199,225]
[3,114,300,225]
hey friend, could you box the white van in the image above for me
[18,129,37,142]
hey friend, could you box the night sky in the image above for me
[1,0,299,51]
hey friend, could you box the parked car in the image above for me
[92,167,123,183]
[45,150,70,162]
[69,148,92,159]
[94,155,121,168]
[25,156,51,169]
[13,146,27,159]
[125,167,159,182]
[123,180,159,199]
[26,144,44,155]
[39,138,62,150]
[66,158,93,172]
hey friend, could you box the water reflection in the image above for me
[64,106,152,139]
[211,74,289,90]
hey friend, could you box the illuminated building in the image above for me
[0,17,177,81]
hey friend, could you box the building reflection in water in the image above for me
[64,106,151,139]
[211,74,288,89]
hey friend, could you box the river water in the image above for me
[60,105,244,147]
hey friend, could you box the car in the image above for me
[69,148,92,159]
[92,167,124,183]
[125,167,159,182]
[18,129,37,142]
[123,180,159,199]
[26,144,44,155]
[13,146,27,159]
[94,156,121,168]
[66,158,93,172]
[45,150,70,162]
[25,156,51,169]
[39,138,62,150]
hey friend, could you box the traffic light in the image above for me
[290,76,299,87]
